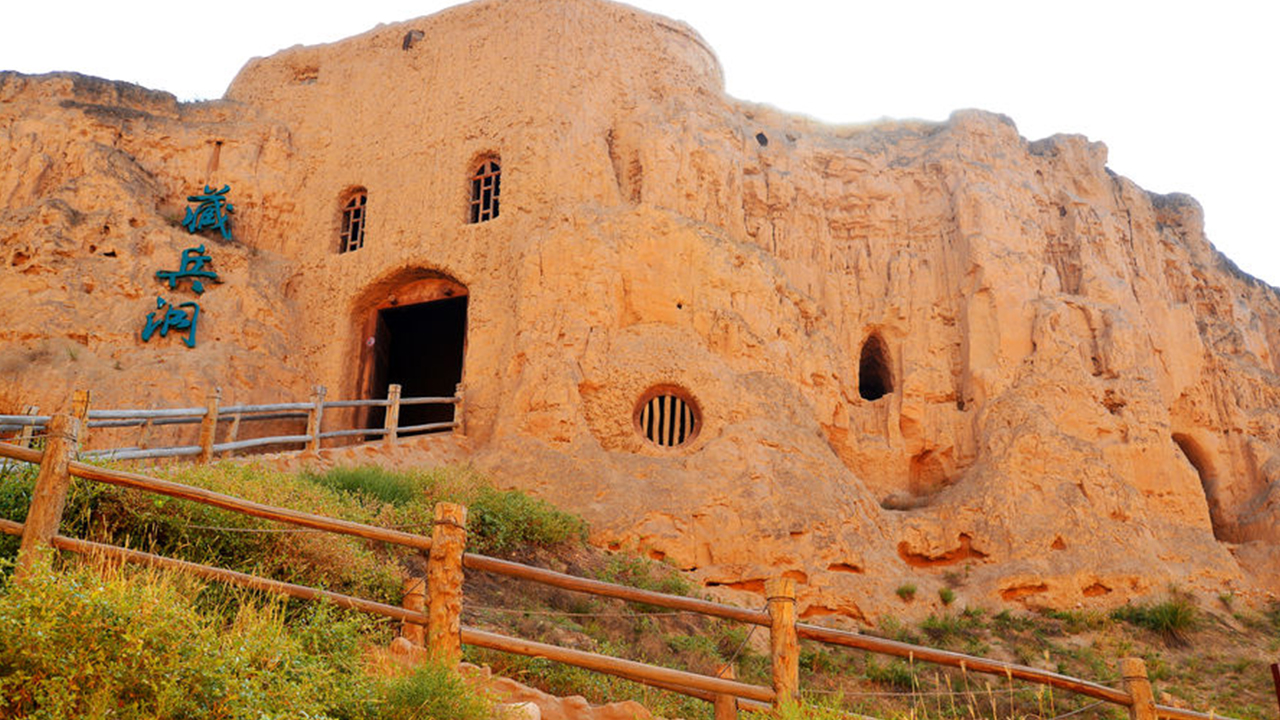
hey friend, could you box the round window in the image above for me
[635,387,700,448]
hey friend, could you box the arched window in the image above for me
[858,333,893,401]
[340,190,367,253]
[469,159,500,223]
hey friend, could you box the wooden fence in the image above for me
[0,416,1231,720]
[0,384,461,463]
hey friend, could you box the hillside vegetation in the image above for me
[1,459,1276,720]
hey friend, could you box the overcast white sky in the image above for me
[3,0,1277,287]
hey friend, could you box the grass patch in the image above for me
[1111,592,1199,645]
[596,554,692,597]
[302,465,421,506]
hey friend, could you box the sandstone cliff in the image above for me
[2,0,1278,621]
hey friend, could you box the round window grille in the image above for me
[636,389,699,448]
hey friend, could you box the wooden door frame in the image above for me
[355,277,469,430]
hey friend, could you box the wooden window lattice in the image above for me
[340,193,367,253]
[469,160,501,223]
[639,393,696,448]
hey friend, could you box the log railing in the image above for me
[0,421,1231,720]
[0,383,462,463]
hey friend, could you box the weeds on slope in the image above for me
[0,558,493,720]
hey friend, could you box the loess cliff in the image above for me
[2,0,1278,622]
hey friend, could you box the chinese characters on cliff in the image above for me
[140,186,233,348]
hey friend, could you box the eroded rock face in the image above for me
[2,0,1278,620]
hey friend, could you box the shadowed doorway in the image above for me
[359,277,468,436]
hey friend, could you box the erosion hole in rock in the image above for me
[909,449,953,497]
[360,278,468,437]
[755,132,768,146]
[402,29,424,50]
[1172,432,1230,541]
[339,189,367,253]
[635,386,700,449]
[292,65,319,84]
[858,333,893,401]
[469,158,501,223]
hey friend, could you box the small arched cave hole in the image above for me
[858,333,893,401]
[755,132,769,147]
[635,387,700,449]
[1172,432,1230,541]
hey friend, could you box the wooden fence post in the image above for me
[224,412,242,457]
[766,577,799,707]
[17,405,38,448]
[71,389,90,449]
[137,403,155,451]
[1120,657,1157,720]
[714,663,739,720]
[14,414,80,583]
[198,387,221,464]
[306,385,326,451]
[452,382,465,436]
[383,383,402,446]
[401,576,427,646]
[427,502,467,664]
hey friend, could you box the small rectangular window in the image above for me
[469,160,500,223]
[340,192,367,252]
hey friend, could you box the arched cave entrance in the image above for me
[1172,432,1230,542]
[858,333,893,401]
[357,275,468,436]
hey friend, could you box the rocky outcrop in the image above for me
[2,0,1278,620]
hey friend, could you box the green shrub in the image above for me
[379,661,493,720]
[895,583,916,601]
[467,485,588,555]
[1111,593,1199,644]
[0,461,38,570]
[938,587,955,605]
[595,554,692,605]
[0,560,380,718]
[303,465,422,506]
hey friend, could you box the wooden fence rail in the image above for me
[0,421,1232,720]
[0,383,462,462]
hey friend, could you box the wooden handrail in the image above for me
[1,388,463,462]
[795,623,1131,705]
[462,627,776,704]
[0,444,435,553]
[0,517,416,623]
[64,458,433,551]
[464,553,770,625]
